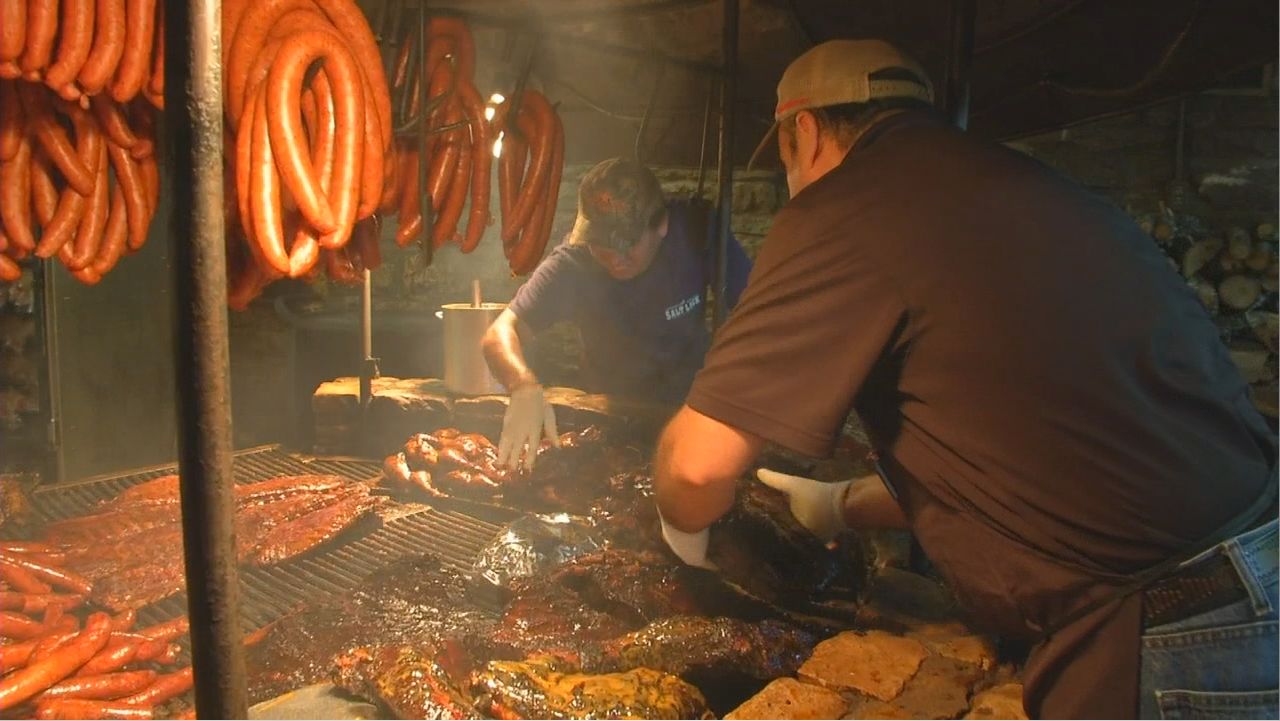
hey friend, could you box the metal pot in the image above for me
[441,302,506,395]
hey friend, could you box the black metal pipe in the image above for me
[417,0,435,256]
[164,0,248,715]
[359,268,374,408]
[942,0,977,129]
[38,263,64,483]
[695,76,714,198]
[712,0,737,329]
[634,62,665,163]
[1173,97,1188,183]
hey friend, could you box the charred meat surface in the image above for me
[499,550,702,632]
[244,556,495,704]
[333,644,480,720]
[597,615,815,681]
[471,656,712,720]
[486,549,810,666]
[587,472,871,606]
[381,427,616,505]
[710,481,872,602]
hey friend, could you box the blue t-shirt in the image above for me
[508,201,752,402]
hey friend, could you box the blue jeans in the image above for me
[1139,518,1278,719]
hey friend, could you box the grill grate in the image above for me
[129,509,504,632]
[26,446,505,647]
[31,446,385,521]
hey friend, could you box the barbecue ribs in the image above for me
[43,475,380,611]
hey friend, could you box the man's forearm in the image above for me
[842,474,909,529]
[482,316,538,391]
[654,405,762,532]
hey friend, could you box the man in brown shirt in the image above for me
[653,40,1277,718]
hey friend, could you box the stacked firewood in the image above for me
[1142,208,1278,417]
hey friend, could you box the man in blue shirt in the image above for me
[481,158,751,469]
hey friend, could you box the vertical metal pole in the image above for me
[417,0,435,256]
[1173,97,1188,183]
[713,0,738,329]
[359,268,376,407]
[39,265,64,483]
[695,76,715,199]
[164,0,248,715]
[942,0,977,129]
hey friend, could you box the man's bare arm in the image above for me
[654,405,765,532]
[481,308,539,391]
[843,474,909,529]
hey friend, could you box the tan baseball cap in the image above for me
[749,39,933,169]
[567,158,667,251]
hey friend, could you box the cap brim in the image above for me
[747,121,781,171]
[566,213,595,247]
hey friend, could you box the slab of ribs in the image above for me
[38,474,381,611]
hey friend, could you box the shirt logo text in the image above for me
[665,293,702,320]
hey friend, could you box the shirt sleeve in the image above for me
[686,202,908,458]
[505,251,577,332]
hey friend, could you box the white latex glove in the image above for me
[756,468,853,542]
[659,511,718,571]
[497,385,559,470]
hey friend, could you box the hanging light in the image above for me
[489,92,506,105]
[492,131,505,158]
[484,106,496,122]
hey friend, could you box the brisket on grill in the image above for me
[485,549,809,665]
[710,481,872,603]
[333,644,480,719]
[597,615,815,680]
[586,471,872,607]
[471,656,712,720]
[246,549,823,718]
[244,556,495,705]
[501,550,701,628]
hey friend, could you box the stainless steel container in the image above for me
[441,302,506,395]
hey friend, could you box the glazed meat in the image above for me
[381,426,610,503]
[597,615,815,681]
[471,656,712,720]
[486,548,812,666]
[41,476,380,611]
[333,644,479,719]
[244,556,495,704]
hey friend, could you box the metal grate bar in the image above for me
[270,563,346,597]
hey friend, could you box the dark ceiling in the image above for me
[379,0,1278,167]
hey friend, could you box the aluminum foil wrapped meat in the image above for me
[470,513,607,593]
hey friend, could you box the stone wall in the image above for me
[1008,92,1278,221]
